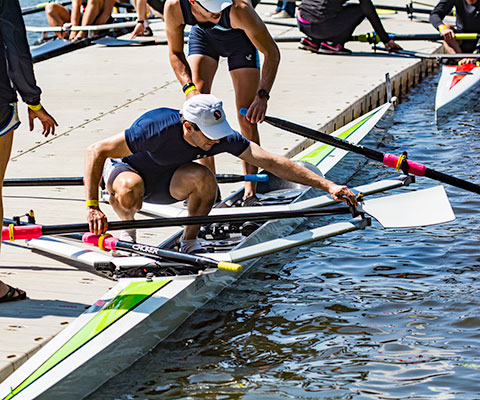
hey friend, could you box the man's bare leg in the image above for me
[187,54,219,175]
[443,39,463,54]
[108,171,145,220]
[75,0,104,39]
[169,163,217,240]
[0,129,25,299]
[231,67,261,200]
[45,3,71,39]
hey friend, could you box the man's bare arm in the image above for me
[239,143,358,205]
[165,0,199,95]
[70,0,82,25]
[230,1,280,121]
[84,133,132,203]
[84,133,133,234]
[231,2,280,94]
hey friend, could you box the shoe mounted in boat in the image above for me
[242,194,262,207]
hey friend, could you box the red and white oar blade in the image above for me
[361,185,456,228]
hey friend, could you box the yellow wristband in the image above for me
[28,103,42,111]
[184,85,197,96]
[86,199,99,208]
[438,24,448,32]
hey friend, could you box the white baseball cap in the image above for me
[182,94,236,140]
[196,0,232,13]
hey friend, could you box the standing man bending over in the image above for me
[164,0,281,206]
[85,95,357,254]
[430,0,480,64]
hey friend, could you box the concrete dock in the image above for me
[0,0,447,387]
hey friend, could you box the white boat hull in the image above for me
[0,102,395,400]
[435,63,480,123]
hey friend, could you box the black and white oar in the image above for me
[3,173,268,187]
[80,233,242,273]
[240,108,480,195]
[2,185,455,242]
[2,207,352,241]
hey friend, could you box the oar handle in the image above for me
[215,173,269,183]
[217,262,242,273]
[2,224,42,241]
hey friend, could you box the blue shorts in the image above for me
[188,25,260,71]
[0,103,20,137]
[103,158,179,204]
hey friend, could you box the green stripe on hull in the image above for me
[299,111,377,166]
[4,279,171,400]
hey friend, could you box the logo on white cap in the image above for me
[182,94,236,140]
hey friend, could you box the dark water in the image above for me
[86,75,480,399]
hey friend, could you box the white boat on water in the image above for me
[435,63,480,123]
[0,102,455,400]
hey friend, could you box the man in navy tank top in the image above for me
[164,0,281,207]
[84,95,358,254]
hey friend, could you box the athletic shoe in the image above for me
[317,42,352,55]
[271,10,293,19]
[298,37,319,53]
[264,10,280,17]
[143,26,153,37]
[242,195,262,207]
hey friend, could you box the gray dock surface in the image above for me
[0,0,447,385]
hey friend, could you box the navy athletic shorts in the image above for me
[188,25,260,71]
[104,158,179,204]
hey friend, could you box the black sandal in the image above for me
[0,285,27,303]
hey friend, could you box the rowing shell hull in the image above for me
[435,63,480,123]
[0,102,393,400]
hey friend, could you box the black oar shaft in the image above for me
[3,207,350,241]
[264,115,385,162]
[261,115,480,195]
[3,174,267,186]
[3,177,84,187]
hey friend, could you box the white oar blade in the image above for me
[361,186,456,228]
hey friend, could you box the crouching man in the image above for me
[85,94,357,254]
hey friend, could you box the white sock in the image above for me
[119,229,136,243]
[180,239,204,254]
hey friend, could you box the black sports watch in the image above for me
[257,89,270,100]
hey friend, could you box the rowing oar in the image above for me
[352,32,480,44]
[78,233,242,272]
[21,0,72,15]
[374,46,480,59]
[239,109,480,195]
[2,173,268,187]
[373,4,453,16]
[2,207,351,241]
